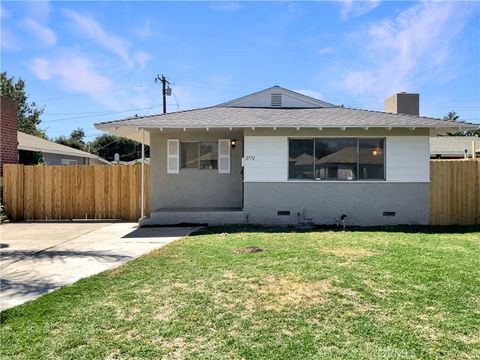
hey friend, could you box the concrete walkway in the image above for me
[0,223,197,311]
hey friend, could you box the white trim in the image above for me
[218,139,231,174]
[96,125,478,131]
[167,139,179,174]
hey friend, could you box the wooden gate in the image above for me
[429,160,480,225]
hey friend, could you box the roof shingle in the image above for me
[95,106,477,129]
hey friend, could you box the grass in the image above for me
[1,226,480,359]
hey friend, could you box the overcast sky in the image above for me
[1,1,479,140]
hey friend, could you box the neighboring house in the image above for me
[95,86,478,226]
[18,132,110,165]
[430,136,479,159]
[126,158,151,165]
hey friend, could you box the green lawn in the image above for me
[1,227,480,359]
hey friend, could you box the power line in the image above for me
[44,109,131,116]
[37,83,147,102]
[171,91,181,111]
[41,104,163,123]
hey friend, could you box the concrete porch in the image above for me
[140,207,248,226]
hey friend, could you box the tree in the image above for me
[0,72,45,137]
[444,111,460,122]
[88,134,149,162]
[55,128,86,151]
[445,111,480,136]
[1,71,45,164]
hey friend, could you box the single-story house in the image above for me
[430,136,479,159]
[18,131,110,165]
[95,86,478,226]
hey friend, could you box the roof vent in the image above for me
[271,93,282,107]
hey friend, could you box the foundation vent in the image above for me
[271,93,282,107]
[383,212,396,217]
[277,211,290,216]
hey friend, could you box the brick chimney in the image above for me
[384,92,419,115]
[0,95,18,177]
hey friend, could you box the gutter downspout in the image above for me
[140,128,145,219]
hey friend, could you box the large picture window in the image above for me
[180,141,218,169]
[288,138,385,181]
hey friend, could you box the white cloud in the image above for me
[1,28,20,51]
[134,51,151,69]
[28,52,121,109]
[24,0,51,22]
[317,47,333,55]
[339,0,380,20]
[210,2,242,12]
[21,17,57,46]
[133,18,152,38]
[295,89,324,100]
[63,9,132,65]
[340,2,472,97]
[0,4,10,19]
[29,58,51,79]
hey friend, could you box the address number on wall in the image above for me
[245,156,256,161]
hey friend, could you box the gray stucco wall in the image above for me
[42,152,87,165]
[150,131,243,211]
[243,182,429,226]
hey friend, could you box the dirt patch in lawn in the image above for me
[154,303,175,321]
[258,277,332,311]
[213,273,333,312]
[233,246,263,254]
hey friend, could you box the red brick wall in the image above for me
[0,95,18,176]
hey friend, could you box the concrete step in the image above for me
[140,209,248,226]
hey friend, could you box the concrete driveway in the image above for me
[0,222,197,311]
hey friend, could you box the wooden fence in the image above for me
[430,160,480,225]
[2,161,479,225]
[2,164,150,221]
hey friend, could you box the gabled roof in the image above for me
[17,132,110,164]
[94,86,479,137]
[430,136,480,155]
[217,85,337,108]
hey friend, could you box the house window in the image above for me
[288,138,385,181]
[180,142,218,169]
[61,159,77,165]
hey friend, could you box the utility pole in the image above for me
[155,74,171,114]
